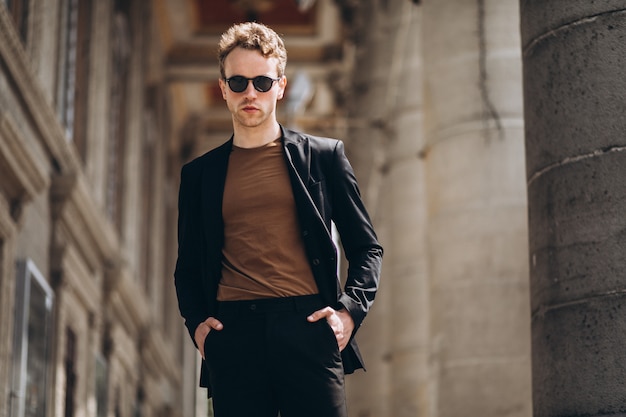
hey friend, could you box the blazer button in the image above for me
[302,230,309,237]
[312,258,320,266]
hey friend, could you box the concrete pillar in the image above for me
[0,213,16,417]
[421,0,531,415]
[85,0,112,207]
[343,1,427,416]
[341,2,392,416]
[121,0,147,275]
[382,3,431,417]
[520,2,626,416]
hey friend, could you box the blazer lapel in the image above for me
[282,128,309,185]
[201,139,232,255]
[282,127,332,239]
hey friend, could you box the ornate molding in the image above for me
[105,263,150,337]
[50,173,118,271]
[50,242,100,311]
[141,325,181,384]
[0,113,49,222]
[0,194,16,239]
[108,322,139,374]
[0,5,80,175]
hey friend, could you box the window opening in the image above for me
[10,260,54,417]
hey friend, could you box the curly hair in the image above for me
[217,22,288,79]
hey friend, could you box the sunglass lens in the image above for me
[228,76,248,93]
[253,76,274,92]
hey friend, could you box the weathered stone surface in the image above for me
[523,11,626,177]
[528,151,626,311]
[532,296,626,417]
[522,2,626,415]
[422,1,531,416]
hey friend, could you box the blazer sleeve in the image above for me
[329,140,383,330]
[174,162,209,346]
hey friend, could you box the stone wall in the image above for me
[0,3,187,417]
[343,1,532,416]
[521,2,626,416]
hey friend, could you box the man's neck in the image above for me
[232,121,282,149]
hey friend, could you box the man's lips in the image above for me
[242,105,259,112]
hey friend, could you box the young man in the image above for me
[174,22,383,417]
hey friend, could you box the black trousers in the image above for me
[204,295,348,417]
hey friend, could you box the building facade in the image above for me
[0,2,186,417]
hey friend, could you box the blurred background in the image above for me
[1,1,625,417]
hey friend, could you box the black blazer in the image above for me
[174,126,383,388]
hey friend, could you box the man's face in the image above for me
[219,47,287,130]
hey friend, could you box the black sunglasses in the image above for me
[224,75,281,93]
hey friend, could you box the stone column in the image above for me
[382,3,431,417]
[342,1,428,416]
[341,1,392,414]
[520,2,626,416]
[0,210,16,417]
[421,0,531,415]
[85,0,112,207]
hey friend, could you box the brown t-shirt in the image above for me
[217,138,319,301]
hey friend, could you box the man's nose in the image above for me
[242,80,258,97]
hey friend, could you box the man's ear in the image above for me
[218,78,228,100]
[277,76,287,100]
